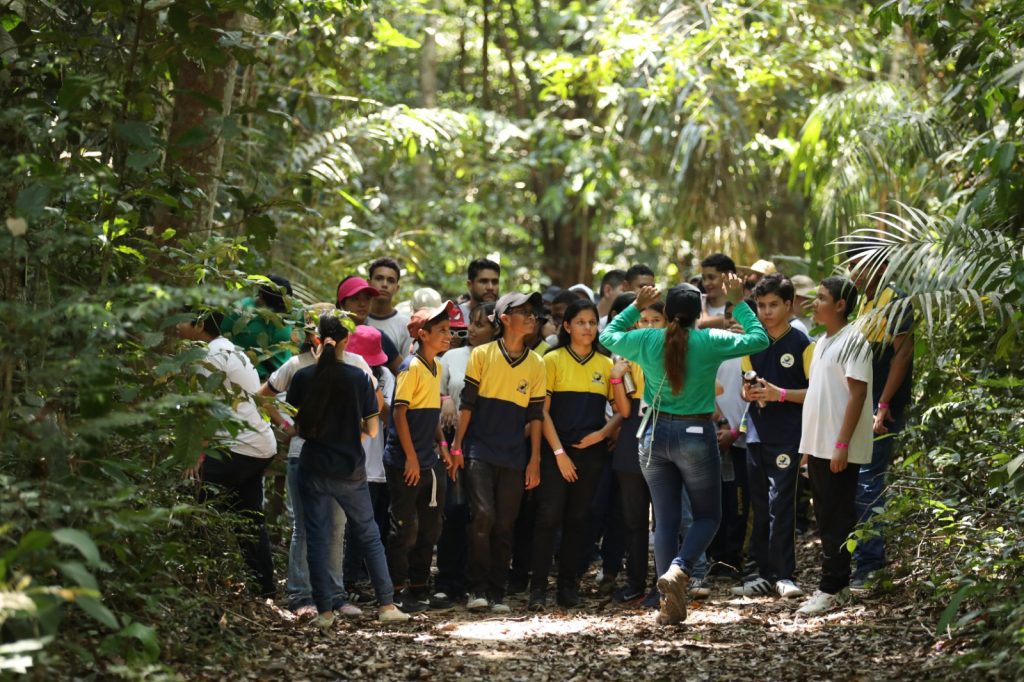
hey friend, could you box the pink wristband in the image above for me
[877,401,890,410]
[778,388,787,403]
[610,377,624,385]
[439,440,448,449]
[451,448,463,457]
[835,441,849,450]
[729,427,739,439]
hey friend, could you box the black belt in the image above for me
[658,412,713,421]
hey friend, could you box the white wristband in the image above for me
[554,448,566,456]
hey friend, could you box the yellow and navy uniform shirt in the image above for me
[741,327,814,445]
[460,339,546,470]
[612,364,645,473]
[544,346,615,447]
[384,353,441,467]
[858,284,914,417]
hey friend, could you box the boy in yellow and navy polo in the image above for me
[384,301,455,613]
[732,275,814,600]
[452,291,546,613]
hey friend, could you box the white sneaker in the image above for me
[336,603,363,617]
[774,579,805,599]
[731,577,773,597]
[315,612,335,630]
[378,604,411,622]
[796,589,849,616]
[490,601,511,615]
[466,594,489,611]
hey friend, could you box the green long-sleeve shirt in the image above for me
[599,301,769,416]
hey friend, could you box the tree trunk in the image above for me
[160,10,241,240]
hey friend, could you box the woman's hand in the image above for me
[574,429,605,449]
[611,357,630,379]
[634,285,661,309]
[555,452,578,483]
[724,272,745,303]
[440,398,458,430]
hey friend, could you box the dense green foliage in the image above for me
[1,0,1021,675]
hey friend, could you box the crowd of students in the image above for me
[179,251,913,629]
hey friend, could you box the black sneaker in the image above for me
[556,586,580,608]
[411,588,455,612]
[640,588,659,609]
[612,584,644,604]
[528,590,547,611]
[393,589,428,614]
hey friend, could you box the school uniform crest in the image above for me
[591,371,604,384]
[516,379,529,394]
[779,353,795,368]
[776,453,791,469]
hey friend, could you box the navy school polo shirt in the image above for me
[741,326,814,445]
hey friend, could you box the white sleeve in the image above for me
[842,332,872,383]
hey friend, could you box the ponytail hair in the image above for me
[663,310,697,395]
[295,315,353,440]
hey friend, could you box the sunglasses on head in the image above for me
[450,328,469,338]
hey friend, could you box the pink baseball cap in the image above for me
[336,277,380,304]
[346,325,389,367]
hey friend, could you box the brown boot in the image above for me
[655,565,689,625]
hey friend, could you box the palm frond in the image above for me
[835,204,1019,344]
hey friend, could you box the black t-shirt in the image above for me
[864,286,914,421]
[287,363,379,479]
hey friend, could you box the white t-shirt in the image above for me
[799,324,874,465]
[266,350,377,459]
[715,357,747,448]
[363,366,394,483]
[439,346,472,411]
[202,337,277,459]
[368,311,412,361]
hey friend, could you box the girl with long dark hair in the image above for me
[286,314,409,627]
[528,299,631,609]
[600,282,768,625]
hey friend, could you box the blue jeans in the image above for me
[285,458,345,609]
[639,417,720,577]
[297,465,394,612]
[853,416,904,577]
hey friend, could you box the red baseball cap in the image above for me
[407,301,457,337]
[449,304,467,329]
[336,277,380,304]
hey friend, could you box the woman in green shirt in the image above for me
[600,283,768,625]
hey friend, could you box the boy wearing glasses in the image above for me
[452,292,547,614]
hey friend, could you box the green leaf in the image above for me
[1008,453,1024,478]
[126,150,161,171]
[118,622,160,661]
[76,596,119,630]
[937,585,972,635]
[52,528,101,566]
[15,185,49,220]
[58,561,98,591]
[113,121,157,149]
[994,142,1016,172]
[373,19,421,49]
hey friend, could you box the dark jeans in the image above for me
[342,481,389,588]
[747,442,800,582]
[853,416,904,578]
[708,445,750,567]
[385,460,447,588]
[298,466,394,612]
[531,443,607,591]
[807,456,861,594]
[615,470,651,590]
[509,489,537,588]
[199,450,275,597]
[465,458,524,600]
[436,474,470,598]
[640,418,721,576]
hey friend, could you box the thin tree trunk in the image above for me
[417,3,438,193]
[494,5,525,118]
[481,0,490,109]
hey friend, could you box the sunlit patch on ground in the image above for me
[441,615,624,641]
